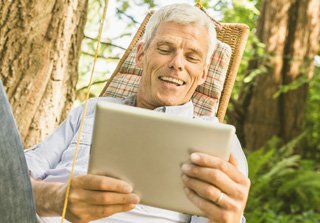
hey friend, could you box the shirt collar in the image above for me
[122,95,194,118]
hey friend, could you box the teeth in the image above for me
[159,76,184,86]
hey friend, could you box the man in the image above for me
[26,3,250,223]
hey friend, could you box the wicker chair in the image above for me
[100,11,249,122]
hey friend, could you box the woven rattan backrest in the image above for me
[214,23,249,121]
[100,11,249,122]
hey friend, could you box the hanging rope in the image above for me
[60,0,109,222]
[196,0,223,30]
[196,0,203,9]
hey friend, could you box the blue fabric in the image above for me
[0,81,37,222]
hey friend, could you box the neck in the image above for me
[136,87,158,110]
[136,96,156,110]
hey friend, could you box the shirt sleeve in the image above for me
[25,104,84,179]
[190,215,246,223]
[24,97,121,180]
[231,134,248,177]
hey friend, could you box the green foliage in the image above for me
[211,0,273,106]
[246,136,320,222]
[272,76,310,99]
[219,0,270,111]
[225,0,320,218]
[302,66,320,161]
[247,209,320,223]
[240,34,269,85]
[221,0,260,28]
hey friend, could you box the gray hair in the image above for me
[142,3,217,65]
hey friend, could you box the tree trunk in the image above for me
[234,0,320,149]
[0,0,88,148]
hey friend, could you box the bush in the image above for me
[245,137,320,223]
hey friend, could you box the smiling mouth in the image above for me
[159,76,185,86]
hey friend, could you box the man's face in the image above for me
[136,22,210,109]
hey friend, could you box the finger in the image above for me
[72,175,133,193]
[67,203,136,222]
[182,174,234,209]
[69,189,140,205]
[89,203,136,220]
[229,153,238,167]
[182,164,238,196]
[183,186,227,222]
[189,153,246,184]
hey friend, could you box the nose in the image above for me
[168,51,184,71]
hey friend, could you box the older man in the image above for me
[26,3,250,223]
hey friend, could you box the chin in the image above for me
[158,98,186,107]
[155,93,190,107]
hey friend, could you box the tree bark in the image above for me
[0,0,88,147]
[234,0,320,149]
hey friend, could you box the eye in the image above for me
[157,47,171,54]
[186,55,200,63]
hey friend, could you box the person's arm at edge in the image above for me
[31,178,65,217]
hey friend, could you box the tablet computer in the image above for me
[88,101,235,216]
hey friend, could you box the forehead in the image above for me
[151,22,209,53]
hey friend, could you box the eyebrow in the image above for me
[156,41,204,57]
[156,41,174,47]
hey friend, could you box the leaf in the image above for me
[273,76,310,98]
[247,147,274,179]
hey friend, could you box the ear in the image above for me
[197,64,209,85]
[135,42,145,68]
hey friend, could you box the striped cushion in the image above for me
[105,40,232,117]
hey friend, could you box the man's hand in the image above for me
[181,153,250,223]
[32,175,140,223]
